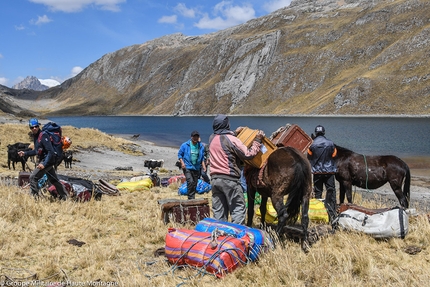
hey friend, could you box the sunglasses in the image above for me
[30,126,39,130]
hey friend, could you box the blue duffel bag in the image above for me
[195,218,274,261]
[178,179,211,195]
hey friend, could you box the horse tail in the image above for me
[403,164,411,208]
[285,149,312,225]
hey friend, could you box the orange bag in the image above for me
[165,228,249,277]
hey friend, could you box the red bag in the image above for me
[165,228,249,277]
[168,175,186,185]
[47,180,72,198]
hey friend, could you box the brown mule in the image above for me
[245,146,313,252]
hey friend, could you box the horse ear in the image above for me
[311,133,316,140]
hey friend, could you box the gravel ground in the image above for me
[54,135,182,182]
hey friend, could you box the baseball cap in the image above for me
[191,130,200,137]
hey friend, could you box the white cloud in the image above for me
[158,15,178,24]
[0,53,3,59]
[15,25,25,30]
[29,0,125,13]
[175,3,196,18]
[263,0,292,13]
[0,77,8,86]
[71,66,83,77]
[31,15,53,25]
[194,1,256,30]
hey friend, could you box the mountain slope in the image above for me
[12,0,430,116]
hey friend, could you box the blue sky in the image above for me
[0,0,292,88]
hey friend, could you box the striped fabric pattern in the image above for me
[165,228,249,278]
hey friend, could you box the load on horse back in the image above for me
[244,146,313,251]
[334,145,411,208]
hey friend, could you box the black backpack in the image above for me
[38,122,63,165]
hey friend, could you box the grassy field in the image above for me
[1,122,430,286]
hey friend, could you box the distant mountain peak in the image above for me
[12,76,59,91]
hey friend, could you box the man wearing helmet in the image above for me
[18,118,68,200]
[307,125,337,222]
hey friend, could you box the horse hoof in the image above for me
[301,241,310,253]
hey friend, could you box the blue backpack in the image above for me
[178,179,211,195]
[38,122,63,164]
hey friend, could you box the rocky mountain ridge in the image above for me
[3,0,430,116]
[12,76,50,91]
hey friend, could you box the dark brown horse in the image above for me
[335,145,411,208]
[244,146,313,251]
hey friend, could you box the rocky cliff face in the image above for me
[12,76,50,91]
[13,0,430,116]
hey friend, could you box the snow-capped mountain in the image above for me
[12,76,60,91]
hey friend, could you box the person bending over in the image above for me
[208,114,264,225]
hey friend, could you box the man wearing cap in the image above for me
[307,125,338,222]
[178,130,206,200]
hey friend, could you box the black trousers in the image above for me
[184,169,200,200]
[313,173,337,221]
[30,165,68,200]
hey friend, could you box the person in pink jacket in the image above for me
[208,114,264,225]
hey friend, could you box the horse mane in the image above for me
[335,145,355,156]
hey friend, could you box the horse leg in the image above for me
[339,182,346,204]
[390,182,408,209]
[300,197,310,252]
[342,181,353,204]
[272,194,287,235]
[246,187,256,227]
[259,196,268,228]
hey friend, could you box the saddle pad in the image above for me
[339,203,392,215]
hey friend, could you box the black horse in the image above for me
[335,145,411,208]
[245,146,313,251]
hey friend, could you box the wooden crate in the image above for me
[237,127,277,168]
[18,171,31,187]
[158,198,210,225]
[271,124,312,153]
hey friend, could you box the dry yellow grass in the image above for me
[0,123,142,177]
[1,182,430,286]
[1,123,430,286]
[0,122,141,153]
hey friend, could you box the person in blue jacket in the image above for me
[307,125,337,222]
[18,118,68,200]
[178,130,206,200]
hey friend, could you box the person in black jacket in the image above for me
[18,118,68,200]
[307,125,337,222]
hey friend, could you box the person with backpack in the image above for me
[18,118,68,200]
